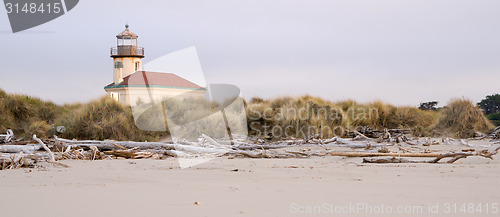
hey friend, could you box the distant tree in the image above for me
[486,112,500,126]
[418,101,439,111]
[478,94,500,115]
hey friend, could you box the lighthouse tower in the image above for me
[110,24,144,85]
[105,25,205,106]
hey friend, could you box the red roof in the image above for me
[105,71,204,89]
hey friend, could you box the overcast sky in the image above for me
[1,0,499,106]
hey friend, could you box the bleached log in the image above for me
[33,135,55,162]
[460,139,471,146]
[0,129,14,143]
[363,157,429,163]
[353,131,371,141]
[232,150,272,158]
[321,136,389,149]
[0,152,49,160]
[55,136,291,151]
[331,152,442,158]
[405,141,418,146]
[363,146,500,164]
[174,144,230,154]
[431,146,500,163]
[331,137,350,144]
[201,134,223,147]
[0,145,40,153]
[328,142,392,149]
[232,143,289,150]
[7,152,24,169]
[230,150,298,158]
[54,136,176,151]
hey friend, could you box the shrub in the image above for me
[0,90,62,138]
[434,98,495,138]
[486,112,500,126]
[26,120,51,139]
[55,97,167,141]
[247,95,346,139]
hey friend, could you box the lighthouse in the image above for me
[110,24,144,85]
[105,25,206,106]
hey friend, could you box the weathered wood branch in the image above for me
[33,135,55,162]
[353,131,371,141]
[54,136,176,151]
[0,129,14,143]
[363,146,500,164]
[0,145,40,153]
[331,152,442,158]
[362,157,430,163]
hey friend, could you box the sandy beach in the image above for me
[1,142,499,217]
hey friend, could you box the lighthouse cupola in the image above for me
[110,24,144,84]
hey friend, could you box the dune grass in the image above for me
[0,89,63,139]
[0,89,166,141]
[247,96,493,139]
[433,98,495,138]
[246,96,440,139]
[54,97,167,141]
[0,89,494,140]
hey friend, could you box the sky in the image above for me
[0,0,499,107]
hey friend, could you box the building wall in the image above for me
[112,57,143,84]
[105,87,206,106]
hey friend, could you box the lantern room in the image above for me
[111,24,144,58]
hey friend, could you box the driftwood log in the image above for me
[0,145,40,153]
[331,152,442,158]
[363,146,500,164]
[54,136,176,151]
[33,135,55,162]
[0,129,15,143]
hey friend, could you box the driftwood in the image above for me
[33,135,55,162]
[363,146,500,164]
[230,150,312,159]
[337,143,391,149]
[3,132,498,170]
[232,143,288,150]
[103,150,155,159]
[0,152,61,170]
[54,136,176,151]
[323,137,393,149]
[0,129,15,143]
[348,128,410,138]
[50,135,396,161]
[0,152,25,170]
[363,158,429,163]
[353,131,371,141]
[331,152,442,158]
[0,145,40,153]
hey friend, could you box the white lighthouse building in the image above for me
[111,24,144,85]
[105,25,205,106]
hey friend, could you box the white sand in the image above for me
[1,143,499,217]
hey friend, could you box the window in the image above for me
[135,62,140,71]
[114,62,123,69]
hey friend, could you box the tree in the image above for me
[478,94,500,115]
[418,101,438,111]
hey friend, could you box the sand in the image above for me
[1,142,499,217]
